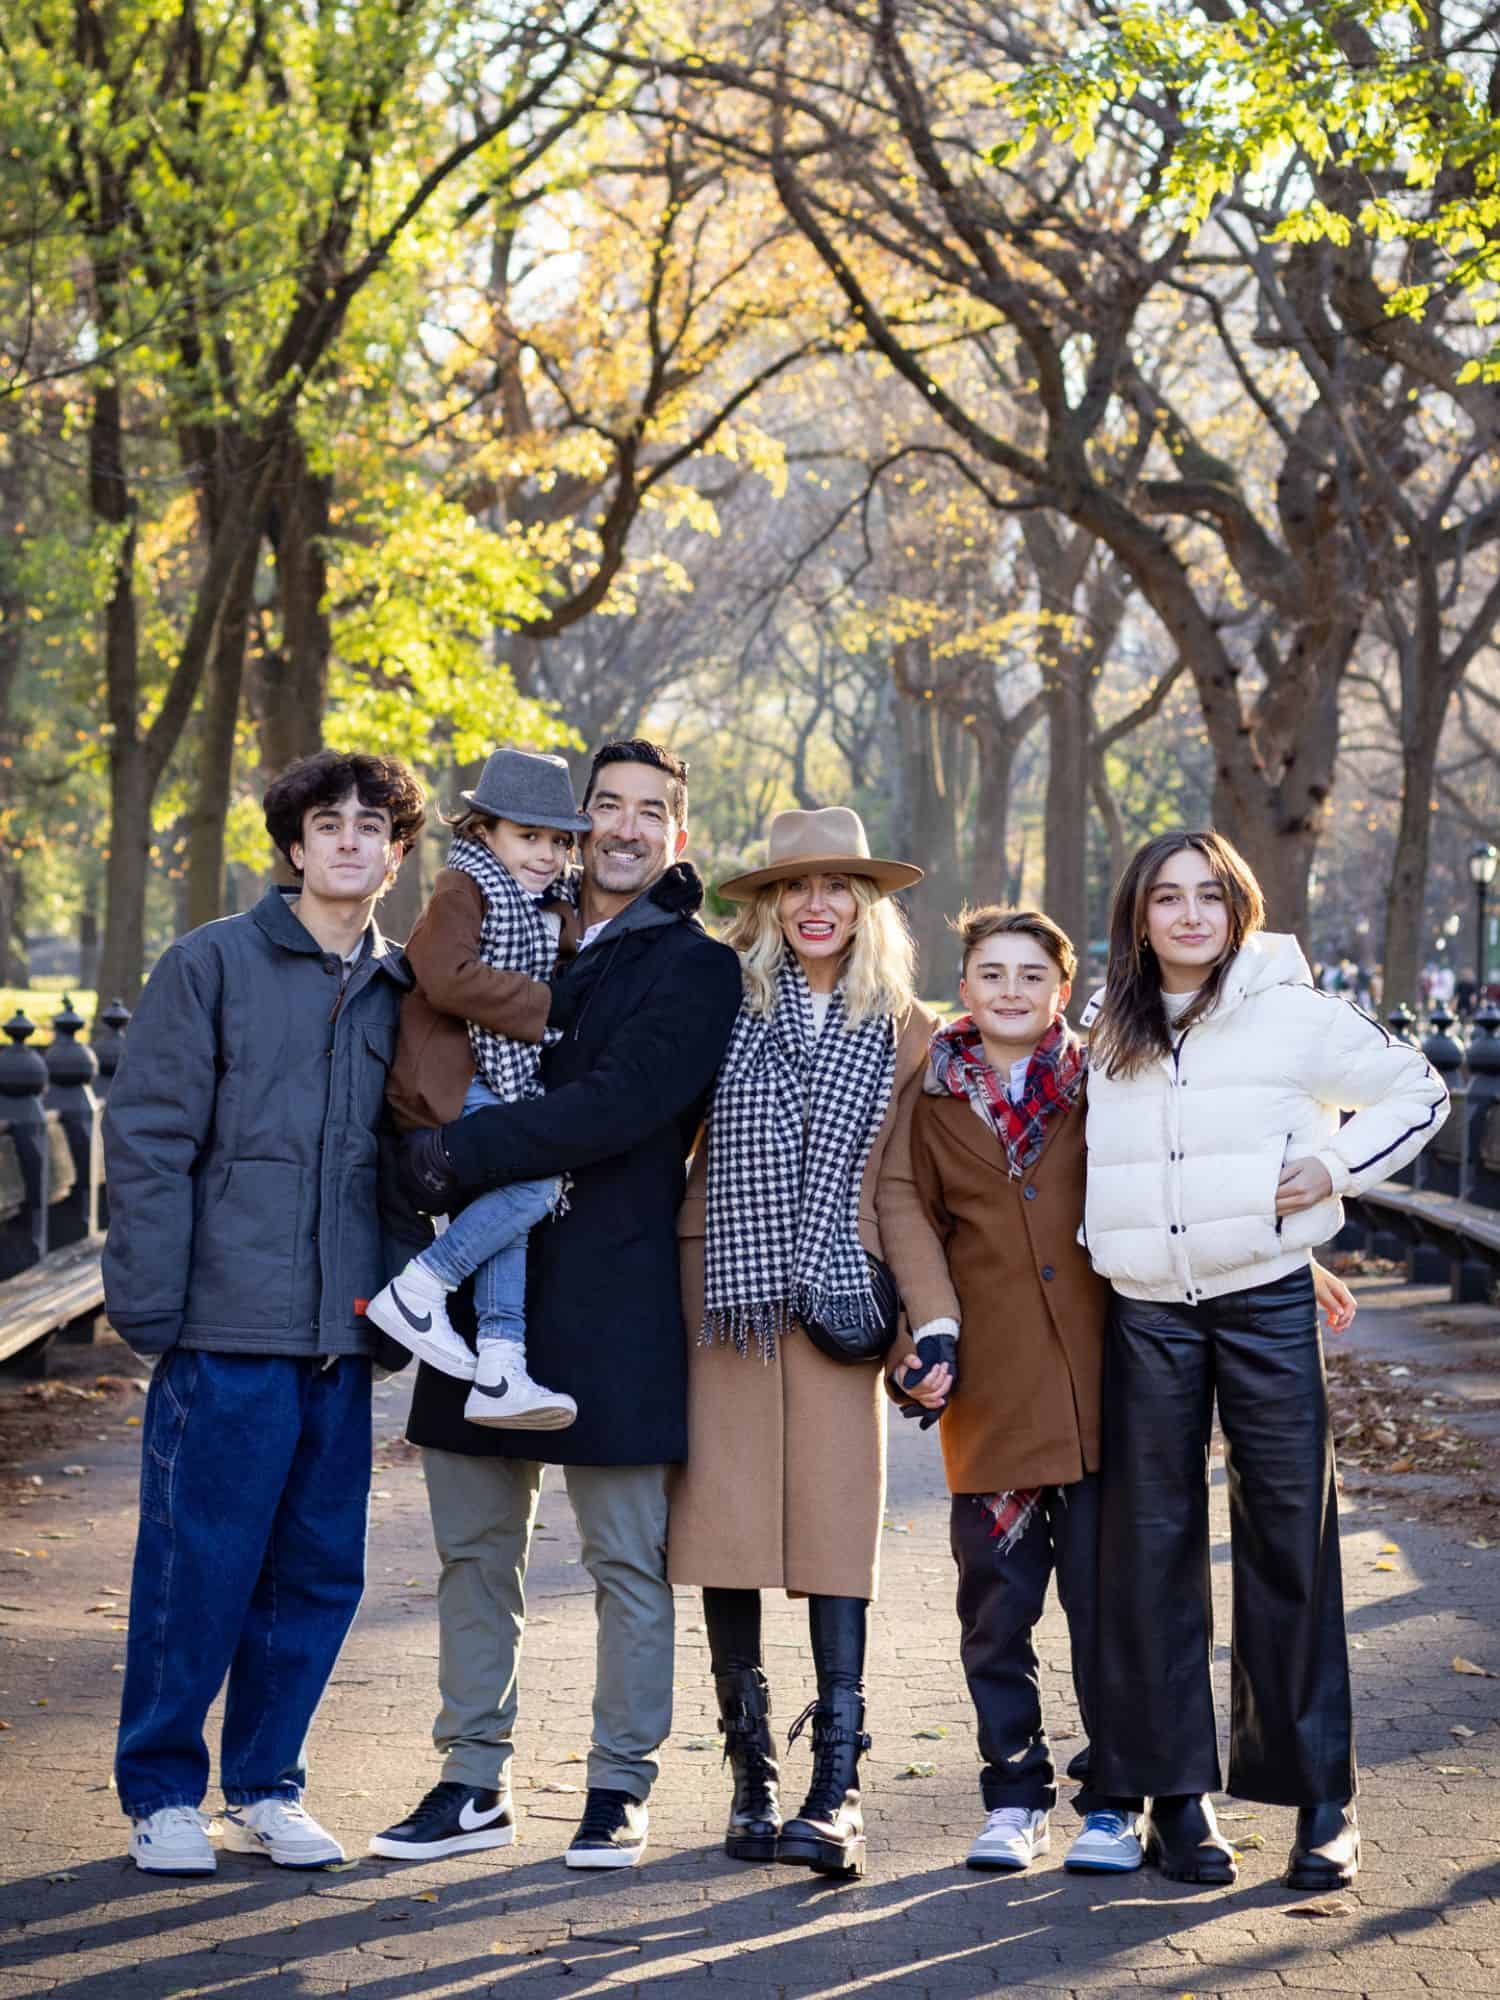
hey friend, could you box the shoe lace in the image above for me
[1082,1810,1128,1837]
[155,1806,209,1833]
[576,1789,632,1840]
[406,1781,468,1830]
[983,1806,1037,1835]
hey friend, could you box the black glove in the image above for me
[897,1332,958,1430]
[399,1125,461,1214]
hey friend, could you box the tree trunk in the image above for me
[78,878,101,995]
[261,439,332,773]
[894,667,966,994]
[100,739,152,1007]
[184,560,255,931]
[1043,664,1090,955]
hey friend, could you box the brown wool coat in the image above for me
[667,1002,938,1602]
[877,1079,1107,1495]
[385,869,579,1132]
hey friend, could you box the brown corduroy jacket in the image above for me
[385,869,579,1132]
[876,1075,1107,1495]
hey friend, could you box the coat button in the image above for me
[1170,1224,1180,1235]
[321,955,339,975]
[1041,1264,1055,1281]
[1024,1185,1037,1201]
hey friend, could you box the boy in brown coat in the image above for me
[877,908,1143,1877]
[372,748,587,1431]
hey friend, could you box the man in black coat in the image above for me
[372,740,742,1871]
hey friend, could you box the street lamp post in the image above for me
[1469,844,1498,999]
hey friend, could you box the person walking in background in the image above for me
[373,741,742,1872]
[372,748,589,1430]
[104,751,426,1875]
[1082,830,1448,1892]
[878,906,1145,1877]
[668,808,945,1881]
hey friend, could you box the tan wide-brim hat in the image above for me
[716,807,923,902]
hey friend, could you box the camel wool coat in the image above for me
[878,1081,1108,1494]
[668,1001,938,1602]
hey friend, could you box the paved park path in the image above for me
[1,1279,1498,1998]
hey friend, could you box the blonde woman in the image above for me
[669,808,945,1879]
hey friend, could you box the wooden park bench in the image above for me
[0,1234,107,1372]
[1344,1182,1500,1305]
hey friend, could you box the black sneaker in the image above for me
[367,1781,514,1859]
[564,1787,648,1870]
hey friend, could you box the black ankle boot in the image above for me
[1143,1794,1237,1885]
[776,1690,870,1878]
[715,1667,781,1862]
[1285,1800,1359,1891]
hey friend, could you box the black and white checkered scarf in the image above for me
[445,837,560,1103]
[701,959,897,1360]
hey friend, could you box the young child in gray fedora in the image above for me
[370,747,589,1429]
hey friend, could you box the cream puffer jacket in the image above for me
[1081,933,1448,1304]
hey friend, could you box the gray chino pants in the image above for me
[421,1449,673,1802]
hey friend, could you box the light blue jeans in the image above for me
[416,1079,561,1348]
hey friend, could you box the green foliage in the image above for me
[1005,1,1500,364]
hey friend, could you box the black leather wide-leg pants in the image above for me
[1092,1267,1355,1807]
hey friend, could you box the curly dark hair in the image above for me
[581,738,689,822]
[263,750,427,872]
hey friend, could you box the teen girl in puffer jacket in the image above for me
[1081,831,1447,1896]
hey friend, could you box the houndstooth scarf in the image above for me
[445,837,561,1103]
[701,960,897,1360]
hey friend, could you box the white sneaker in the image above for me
[967,1805,1050,1872]
[1065,1809,1144,1874]
[464,1343,577,1430]
[128,1805,216,1875]
[220,1798,345,1868]
[365,1260,476,1379]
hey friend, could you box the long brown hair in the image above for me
[1090,831,1267,1078]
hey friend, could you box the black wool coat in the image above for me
[405,864,742,1466]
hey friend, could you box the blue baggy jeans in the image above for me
[417,1078,561,1345]
[115,1349,371,1819]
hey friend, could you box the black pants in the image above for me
[951,1472,1138,1817]
[702,1588,865,1692]
[1093,1268,1355,1807]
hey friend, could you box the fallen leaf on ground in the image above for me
[413,1891,439,1902]
[534,1782,579,1794]
[1450,1724,1477,1738]
[1436,1765,1481,1775]
[898,1762,936,1778]
[1286,1898,1353,1918]
[1373,1560,1396,1571]
[1232,1833,1264,1851]
[560,1751,585,1763]
[1452,1656,1495,1677]
[61,1466,87,1477]
[324,1860,359,1872]
[1379,1543,1399,1554]
[679,1738,715,1751]
[1467,1536,1491,1550]
[124,1416,140,1427]
[45,1872,77,1883]
[914,1727,947,1740]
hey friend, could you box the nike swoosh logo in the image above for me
[459,1798,508,1830]
[468,1377,511,1399]
[391,1288,432,1334]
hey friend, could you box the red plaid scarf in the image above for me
[927,1015,1085,1178]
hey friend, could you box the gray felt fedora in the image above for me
[460,748,591,833]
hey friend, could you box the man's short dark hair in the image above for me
[263,750,427,872]
[582,739,689,822]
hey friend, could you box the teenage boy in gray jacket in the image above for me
[104,750,425,1876]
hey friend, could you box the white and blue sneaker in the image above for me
[128,1805,216,1875]
[366,1259,476,1380]
[1065,1809,1144,1873]
[221,1798,344,1868]
[967,1805,1050,1871]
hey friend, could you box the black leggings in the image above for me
[703,1586,866,1695]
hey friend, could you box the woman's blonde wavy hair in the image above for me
[724,875,917,1026]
